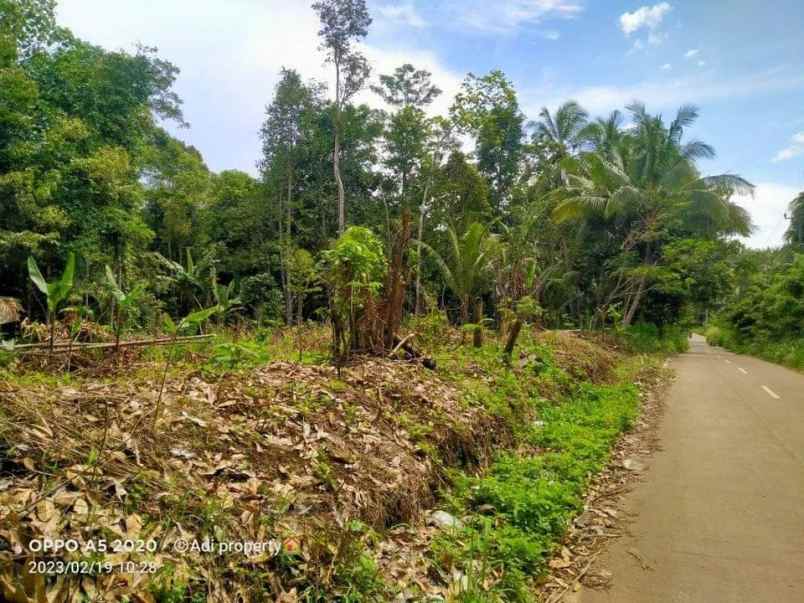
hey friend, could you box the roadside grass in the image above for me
[428,332,654,602]
[705,325,804,372]
[618,323,689,354]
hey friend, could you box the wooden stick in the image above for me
[13,334,214,353]
[388,333,416,358]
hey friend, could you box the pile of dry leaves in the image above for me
[0,358,510,602]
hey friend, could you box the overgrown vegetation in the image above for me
[3,0,795,347]
[705,250,804,371]
[424,331,653,601]
[1,0,801,600]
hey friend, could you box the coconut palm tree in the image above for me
[553,103,754,325]
[581,110,624,158]
[417,222,496,325]
[533,100,590,154]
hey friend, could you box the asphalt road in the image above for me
[571,334,804,603]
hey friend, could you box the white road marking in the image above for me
[738,367,748,375]
[762,386,780,400]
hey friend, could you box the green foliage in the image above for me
[619,323,689,354]
[451,70,525,214]
[419,222,496,323]
[514,296,542,322]
[105,264,146,341]
[786,192,804,246]
[434,346,642,600]
[321,226,386,310]
[240,272,284,322]
[210,269,242,319]
[163,305,219,337]
[709,253,804,370]
[27,252,76,316]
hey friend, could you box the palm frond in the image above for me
[681,139,716,161]
[698,174,754,196]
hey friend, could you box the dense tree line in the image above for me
[2,0,801,347]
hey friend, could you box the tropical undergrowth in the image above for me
[705,325,804,371]
[1,321,672,602]
[705,253,804,372]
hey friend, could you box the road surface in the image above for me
[571,334,804,603]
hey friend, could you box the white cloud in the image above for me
[376,3,428,28]
[733,182,802,248]
[456,0,582,33]
[697,59,706,67]
[772,131,804,162]
[619,3,672,36]
[684,48,699,58]
[525,68,804,118]
[661,63,672,70]
[542,30,561,40]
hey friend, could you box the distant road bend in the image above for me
[573,333,804,603]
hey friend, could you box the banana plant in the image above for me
[105,266,145,354]
[210,270,242,323]
[27,252,77,353]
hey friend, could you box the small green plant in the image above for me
[210,269,242,323]
[502,295,543,365]
[153,305,220,430]
[105,265,145,353]
[27,252,76,353]
[320,226,387,361]
[206,341,259,371]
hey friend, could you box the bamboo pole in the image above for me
[11,334,214,353]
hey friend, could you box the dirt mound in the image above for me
[0,358,509,601]
[537,330,619,384]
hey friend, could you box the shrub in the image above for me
[619,323,689,354]
[241,272,284,322]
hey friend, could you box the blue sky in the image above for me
[56,0,804,247]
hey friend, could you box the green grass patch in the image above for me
[618,323,689,354]
[431,340,645,602]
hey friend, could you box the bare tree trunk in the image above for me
[622,276,646,327]
[414,205,425,314]
[473,299,484,348]
[502,319,522,365]
[334,60,346,235]
[285,165,294,325]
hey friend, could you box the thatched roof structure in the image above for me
[0,297,21,324]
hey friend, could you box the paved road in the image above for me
[572,334,804,603]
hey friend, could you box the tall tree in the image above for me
[533,100,589,156]
[371,63,441,108]
[451,70,524,216]
[786,192,804,247]
[260,68,324,322]
[312,0,372,235]
[582,110,624,158]
[373,64,441,206]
